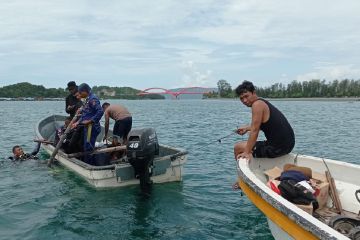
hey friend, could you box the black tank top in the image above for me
[258,99,295,149]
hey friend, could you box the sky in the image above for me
[0,0,360,90]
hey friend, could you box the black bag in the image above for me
[278,179,319,210]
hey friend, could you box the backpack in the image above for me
[278,179,319,210]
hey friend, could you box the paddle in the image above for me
[34,139,54,145]
[47,115,79,167]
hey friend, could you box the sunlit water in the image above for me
[0,99,359,240]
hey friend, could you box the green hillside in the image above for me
[0,82,164,100]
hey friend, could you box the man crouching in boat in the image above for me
[71,83,104,164]
[234,81,295,161]
[9,142,41,161]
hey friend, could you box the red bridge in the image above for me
[137,87,211,98]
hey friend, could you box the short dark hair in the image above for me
[102,102,110,108]
[67,81,77,89]
[12,145,20,153]
[235,80,256,96]
[78,83,91,93]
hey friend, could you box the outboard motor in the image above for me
[127,128,159,195]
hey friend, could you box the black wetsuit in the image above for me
[65,94,82,118]
[9,142,41,161]
[252,99,295,158]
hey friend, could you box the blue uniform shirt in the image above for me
[79,93,104,125]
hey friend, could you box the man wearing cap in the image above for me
[65,81,82,118]
[72,83,104,164]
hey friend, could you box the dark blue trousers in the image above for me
[83,124,101,164]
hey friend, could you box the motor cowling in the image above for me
[127,128,159,195]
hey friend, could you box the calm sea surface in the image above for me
[0,99,359,240]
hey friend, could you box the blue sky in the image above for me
[0,0,360,90]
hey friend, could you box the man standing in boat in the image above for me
[65,81,83,118]
[102,102,132,145]
[234,81,295,160]
[72,83,104,163]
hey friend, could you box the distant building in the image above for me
[97,88,116,97]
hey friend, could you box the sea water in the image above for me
[0,99,359,240]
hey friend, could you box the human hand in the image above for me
[71,122,79,129]
[237,152,252,162]
[236,126,249,135]
[81,120,92,126]
[103,135,108,144]
[67,105,74,111]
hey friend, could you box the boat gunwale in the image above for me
[237,155,349,240]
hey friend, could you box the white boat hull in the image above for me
[37,115,187,188]
[43,144,186,188]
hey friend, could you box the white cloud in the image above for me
[179,61,213,87]
[297,64,360,81]
[0,1,360,88]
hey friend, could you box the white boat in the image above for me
[236,154,360,240]
[36,115,187,188]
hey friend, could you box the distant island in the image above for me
[0,82,164,100]
[0,79,359,100]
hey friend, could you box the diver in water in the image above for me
[9,142,41,161]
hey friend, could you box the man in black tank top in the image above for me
[234,81,295,161]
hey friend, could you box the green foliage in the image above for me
[0,82,165,100]
[217,79,234,98]
[202,91,219,99]
[0,82,67,98]
[256,79,360,98]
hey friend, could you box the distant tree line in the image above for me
[0,82,67,98]
[2,80,359,99]
[0,82,164,99]
[257,79,360,98]
[203,79,360,99]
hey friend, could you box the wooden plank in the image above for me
[48,115,79,167]
[67,145,126,158]
[325,171,343,215]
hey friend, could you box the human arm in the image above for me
[103,111,110,141]
[89,99,104,124]
[30,142,41,156]
[239,101,264,159]
[65,96,73,114]
[236,125,251,135]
